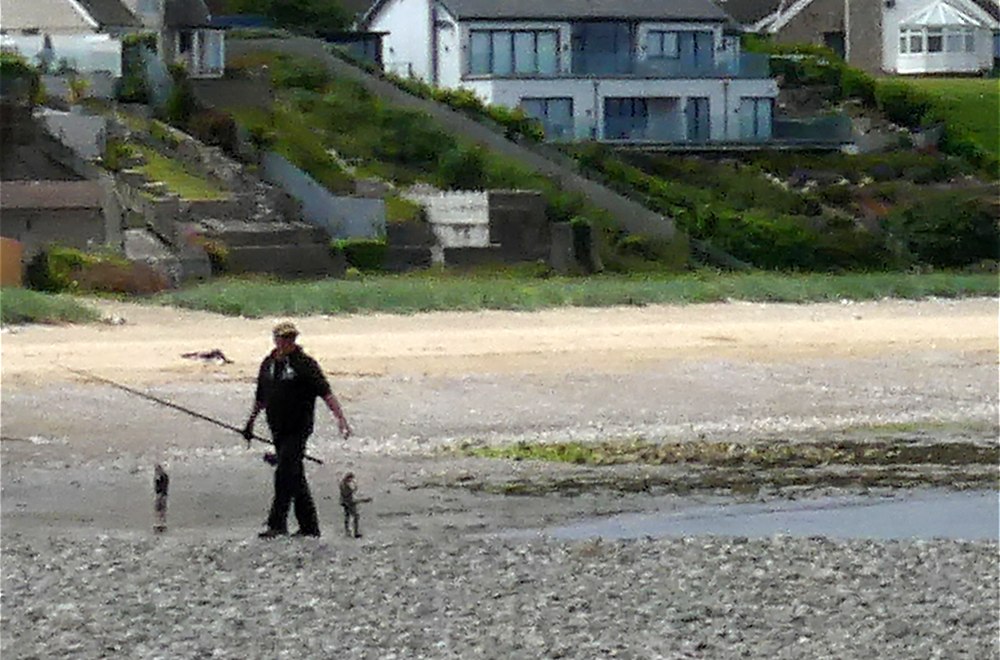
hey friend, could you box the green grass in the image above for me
[457,438,999,467]
[901,77,1000,158]
[0,288,101,325]
[132,145,229,201]
[155,271,998,317]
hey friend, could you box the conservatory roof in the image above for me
[901,0,984,27]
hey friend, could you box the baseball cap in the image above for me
[272,321,299,338]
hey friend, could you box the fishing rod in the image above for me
[66,367,324,465]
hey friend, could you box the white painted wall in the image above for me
[882,0,997,73]
[434,5,461,87]
[402,190,491,251]
[369,0,433,79]
[464,76,777,142]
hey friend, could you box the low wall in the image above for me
[41,72,117,101]
[39,109,108,160]
[402,189,491,250]
[1,208,106,258]
[261,152,384,238]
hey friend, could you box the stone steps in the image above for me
[225,244,344,278]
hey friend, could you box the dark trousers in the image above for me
[266,434,319,534]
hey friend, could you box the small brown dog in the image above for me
[339,473,370,539]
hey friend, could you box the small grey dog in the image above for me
[339,473,371,539]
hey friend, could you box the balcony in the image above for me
[464,52,772,81]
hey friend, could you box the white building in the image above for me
[359,0,780,144]
[885,0,998,74]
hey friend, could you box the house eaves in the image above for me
[968,0,1000,24]
[437,0,731,21]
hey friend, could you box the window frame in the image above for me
[468,29,560,76]
[645,30,679,59]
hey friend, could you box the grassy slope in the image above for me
[901,77,1000,158]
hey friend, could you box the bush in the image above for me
[187,108,239,155]
[163,63,197,124]
[885,192,1000,268]
[72,261,171,295]
[23,246,167,294]
[25,246,101,292]
[102,139,133,172]
[874,81,934,129]
[0,50,42,106]
[333,238,386,271]
[435,143,489,190]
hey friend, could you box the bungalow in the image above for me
[0,0,141,75]
[725,0,999,75]
[359,0,781,144]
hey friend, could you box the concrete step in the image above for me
[197,219,330,248]
[225,244,344,278]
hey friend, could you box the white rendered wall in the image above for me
[434,5,461,87]
[883,0,996,73]
[463,76,777,141]
[401,190,491,249]
[370,0,433,79]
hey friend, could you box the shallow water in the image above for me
[529,490,1000,541]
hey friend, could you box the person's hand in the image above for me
[338,418,352,440]
[242,420,255,448]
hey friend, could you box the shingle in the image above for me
[76,0,141,28]
[437,0,730,21]
[714,0,783,24]
[164,0,213,27]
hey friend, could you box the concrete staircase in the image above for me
[191,218,344,278]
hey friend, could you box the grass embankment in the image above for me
[0,288,100,325]
[902,77,1000,159]
[131,145,229,201]
[156,271,999,317]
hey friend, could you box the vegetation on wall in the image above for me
[743,36,999,175]
[222,0,350,35]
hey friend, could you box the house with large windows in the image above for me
[358,0,781,144]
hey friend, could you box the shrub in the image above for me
[25,246,101,292]
[270,55,330,91]
[0,50,42,106]
[23,246,166,294]
[435,143,489,190]
[102,139,133,172]
[333,238,386,271]
[163,63,197,124]
[874,81,933,128]
[72,261,170,294]
[187,108,239,155]
[884,192,1000,268]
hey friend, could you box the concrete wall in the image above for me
[1,208,106,258]
[41,72,117,100]
[261,151,385,239]
[402,189,491,249]
[39,109,108,160]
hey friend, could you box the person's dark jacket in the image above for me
[254,347,332,439]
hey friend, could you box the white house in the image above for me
[359,0,780,144]
[885,0,998,74]
[725,0,999,75]
[0,0,141,75]
[121,0,225,78]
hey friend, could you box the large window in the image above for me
[645,30,679,58]
[901,27,976,54]
[520,97,573,139]
[739,97,772,140]
[469,30,558,75]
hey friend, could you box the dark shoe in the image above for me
[353,533,363,539]
[258,528,287,539]
[293,529,321,538]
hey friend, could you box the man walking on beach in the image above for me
[243,321,352,538]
